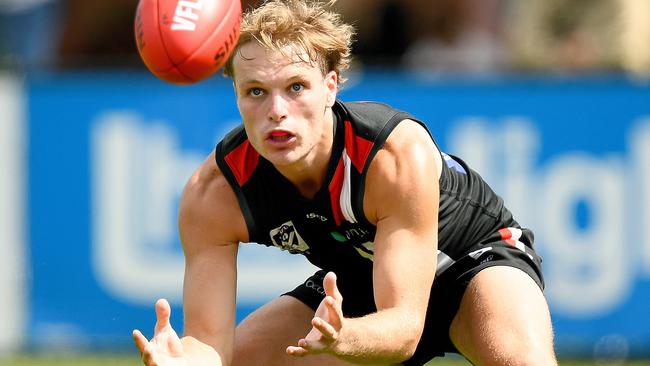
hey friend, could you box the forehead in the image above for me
[232,42,322,83]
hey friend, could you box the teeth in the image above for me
[272,135,290,141]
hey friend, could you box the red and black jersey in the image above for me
[215,101,526,277]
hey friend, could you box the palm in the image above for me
[305,295,336,342]
[287,272,345,356]
[148,328,186,363]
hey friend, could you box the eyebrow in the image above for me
[238,74,310,87]
[238,79,262,87]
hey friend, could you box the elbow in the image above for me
[394,319,425,362]
[389,338,418,364]
[399,335,420,361]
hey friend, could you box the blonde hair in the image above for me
[223,0,355,84]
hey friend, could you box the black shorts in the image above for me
[283,229,545,365]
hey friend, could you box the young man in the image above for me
[133,1,558,365]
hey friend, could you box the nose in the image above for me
[267,93,288,122]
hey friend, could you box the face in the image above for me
[231,42,338,170]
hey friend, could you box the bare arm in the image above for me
[287,120,442,363]
[134,151,248,365]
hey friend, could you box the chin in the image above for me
[264,151,300,167]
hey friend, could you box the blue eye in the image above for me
[248,88,263,97]
[291,83,304,93]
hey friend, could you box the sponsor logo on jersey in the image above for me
[353,241,375,260]
[330,226,372,243]
[343,227,371,241]
[306,212,328,222]
[330,231,347,242]
[270,221,310,254]
[330,226,374,259]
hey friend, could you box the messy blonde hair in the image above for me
[223,0,355,84]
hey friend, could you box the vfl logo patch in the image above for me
[270,221,310,254]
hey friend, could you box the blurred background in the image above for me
[1,0,650,365]
[1,0,650,74]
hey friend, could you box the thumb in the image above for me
[154,298,172,334]
[323,272,343,302]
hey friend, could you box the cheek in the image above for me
[242,122,265,153]
[239,105,262,136]
[237,98,253,116]
[299,93,327,116]
[238,102,264,129]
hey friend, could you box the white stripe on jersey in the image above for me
[341,150,357,223]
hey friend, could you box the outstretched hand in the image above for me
[286,271,345,357]
[133,299,188,366]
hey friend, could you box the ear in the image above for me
[324,71,338,107]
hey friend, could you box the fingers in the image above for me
[286,345,308,357]
[286,338,327,357]
[154,298,172,334]
[311,316,338,339]
[286,316,339,358]
[133,300,183,365]
[132,329,149,354]
[133,329,158,365]
[323,272,342,302]
[287,275,345,359]
[323,293,343,330]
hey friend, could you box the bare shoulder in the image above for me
[368,119,442,182]
[179,150,248,252]
[363,119,442,224]
[381,119,441,160]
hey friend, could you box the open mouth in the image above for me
[269,130,293,142]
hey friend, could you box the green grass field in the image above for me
[2,354,650,366]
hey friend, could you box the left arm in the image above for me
[287,119,442,364]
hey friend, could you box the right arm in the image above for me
[134,151,248,365]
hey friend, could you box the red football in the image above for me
[135,0,241,84]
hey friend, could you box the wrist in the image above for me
[181,336,224,366]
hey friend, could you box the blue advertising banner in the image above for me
[26,72,650,357]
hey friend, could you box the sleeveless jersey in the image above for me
[215,101,524,278]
